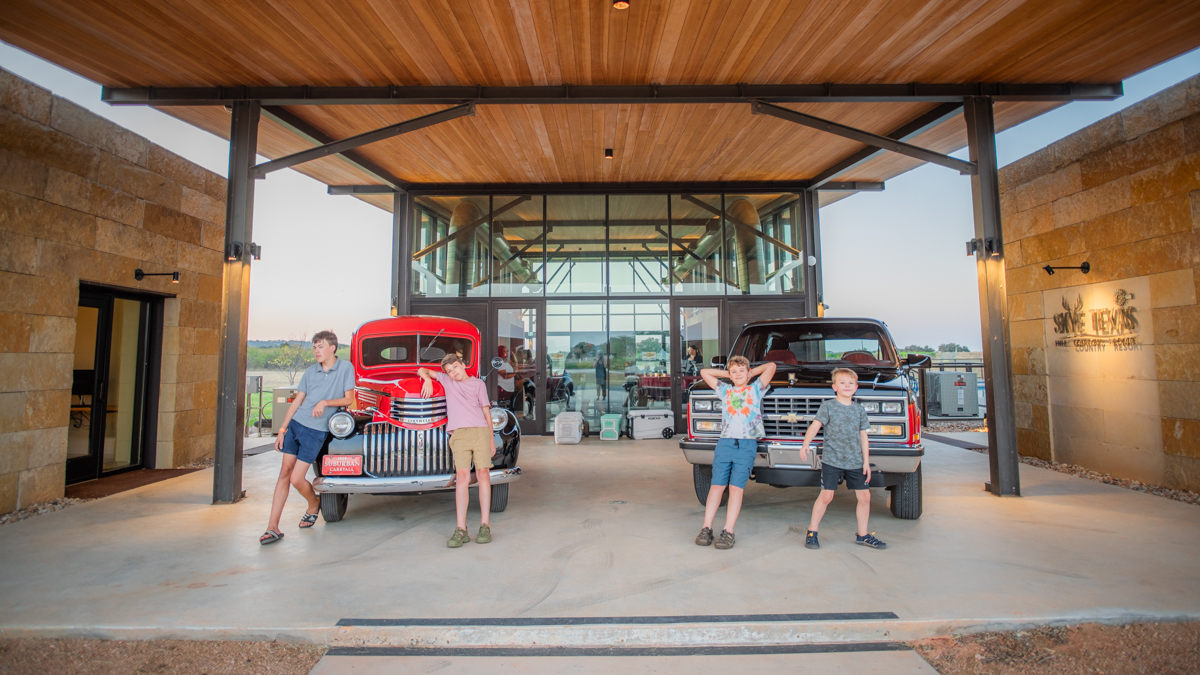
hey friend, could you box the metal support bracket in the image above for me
[254,103,475,177]
[752,100,977,175]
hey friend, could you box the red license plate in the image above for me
[322,455,362,476]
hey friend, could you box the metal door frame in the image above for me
[669,297,724,434]
[488,299,546,435]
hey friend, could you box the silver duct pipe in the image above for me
[446,200,484,295]
[727,198,767,292]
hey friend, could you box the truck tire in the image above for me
[490,482,509,513]
[320,493,348,522]
[889,464,922,520]
[693,464,728,507]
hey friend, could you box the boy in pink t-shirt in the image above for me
[418,354,497,548]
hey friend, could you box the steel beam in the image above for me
[400,181,881,196]
[391,191,413,317]
[262,107,409,190]
[103,82,1122,106]
[799,190,822,317]
[328,185,397,195]
[811,103,963,188]
[753,100,976,175]
[213,101,259,505]
[255,104,474,177]
[964,96,1020,498]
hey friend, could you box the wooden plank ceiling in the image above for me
[3,0,1199,209]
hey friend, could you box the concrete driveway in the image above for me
[0,435,1197,647]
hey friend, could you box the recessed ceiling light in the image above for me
[613,1,629,9]
[604,148,614,159]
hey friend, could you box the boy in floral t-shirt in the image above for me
[695,356,777,550]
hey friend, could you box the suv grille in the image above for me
[390,396,447,425]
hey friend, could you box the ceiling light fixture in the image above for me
[604,148,614,159]
[613,1,629,9]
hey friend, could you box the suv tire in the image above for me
[490,482,509,512]
[693,464,729,507]
[889,464,922,520]
[320,493,348,522]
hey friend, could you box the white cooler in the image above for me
[554,411,585,444]
[627,409,674,440]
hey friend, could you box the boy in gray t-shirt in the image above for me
[799,368,887,550]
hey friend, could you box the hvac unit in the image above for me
[926,371,979,418]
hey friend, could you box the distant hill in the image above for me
[248,340,347,348]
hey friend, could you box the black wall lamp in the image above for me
[1043,262,1090,276]
[604,148,614,159]
[965,237,1001,258]
[134,268,180,283]
[226,242,263,261]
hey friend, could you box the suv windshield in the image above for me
[361,334,475,368]
[733,323,896,367]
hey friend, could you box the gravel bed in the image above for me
[179,456,215,469]
[0,498,92,527]
[911,621,1200,674]
[0,639,324,675]
[925,421,988,433]
[957,446,1200,506]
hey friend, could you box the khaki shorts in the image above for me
[449,426,494,471]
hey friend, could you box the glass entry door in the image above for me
[671,300,722,433]
[492,303,544,435]
[68,289,156,484]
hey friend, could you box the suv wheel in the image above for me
[889,464,922,520]
[320,493,348,522]
[693,464,729,507]
[490,482,509,512]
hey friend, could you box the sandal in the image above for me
[299,512,319,529]
[259,529,284,545]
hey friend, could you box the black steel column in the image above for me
[391,190,412,316]
[964,96,1020,497]
[799,190,822,318]
[213,101,260,504]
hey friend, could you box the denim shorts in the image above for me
[711,438,756,489]
[821,463,869,491]
[280,420,328,464]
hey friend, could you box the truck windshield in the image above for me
[733,323,896,367]
[361,334,475,368]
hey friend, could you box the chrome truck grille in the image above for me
[362,422,452,477]
[761,396,826,438]
[390,396,448,425]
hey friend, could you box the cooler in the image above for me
[554,411,584,444]
[627,409,674,440]
[599,413,622,440]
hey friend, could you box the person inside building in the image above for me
[259,331,355,545]
[496,345,515,410]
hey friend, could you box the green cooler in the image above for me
[599,413,622,440]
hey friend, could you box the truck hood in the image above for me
[358,372,446,399]
[690,363,908,392]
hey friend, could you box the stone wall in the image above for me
[0,68,226,511]
[1000,74,1200,491]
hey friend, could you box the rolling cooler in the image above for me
[554,411,585,444]
[627,409,674,440]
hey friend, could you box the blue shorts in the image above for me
[711,438,756,489]
[280,420,328,464]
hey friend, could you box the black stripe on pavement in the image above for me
[325,642,911,657]
[336,612,898,627]
[923,433,987,449]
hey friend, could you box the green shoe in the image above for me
[476,524,492,544]
[447,528,470,548]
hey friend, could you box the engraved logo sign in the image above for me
[1043,277,1151,353]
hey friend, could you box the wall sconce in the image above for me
[134,268,180,283]
[965,237,1001,258]
[604,148,614,160]
[227,242,242,261]
[1043,262,1090,276]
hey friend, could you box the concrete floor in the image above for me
[0,436,1197,647]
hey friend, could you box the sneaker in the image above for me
[714,529,736,550]
[805,530,820,549]
[447,528,470,548]
[695,527,714,546]
[856,532,887,549]
[476,524,492,544]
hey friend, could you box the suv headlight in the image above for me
[881,401,904,415]
[868,424,904,436]
[328,411,355,439]
[693,399,714,411]
[860,401,880,413]
[491,408,506,430]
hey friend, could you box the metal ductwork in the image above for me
[446,199,484,295]
[727,198,767,292]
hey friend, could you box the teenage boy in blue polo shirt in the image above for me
[259,331,355,545]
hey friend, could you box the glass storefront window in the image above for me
[609,195,669,295]
[670,195,726,295]
[546,301,607,432]
[608,302,671,414]
[546,195,606,295]
[722,194,803,295]
[492,195,545,296]
[412,196,491,297]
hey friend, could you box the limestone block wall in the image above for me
[0,68,226,510]
[1000,74,1200,491]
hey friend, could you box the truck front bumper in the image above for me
[680,439,922,474]
[313,467,521,494]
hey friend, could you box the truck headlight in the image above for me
[693,399,713,411]
[695,420,722,432]
[328,411,355,439]
[491,408,506,430]
[860,401,880,413]
[881,401,904,415]
[869,424,904,436]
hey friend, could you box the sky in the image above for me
[1,42,1198,349]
